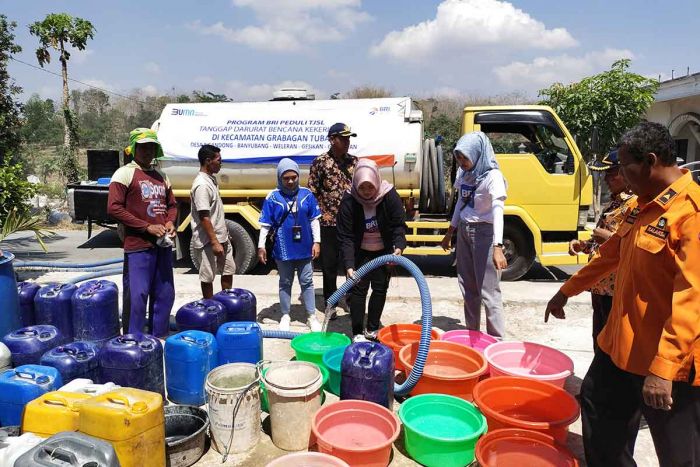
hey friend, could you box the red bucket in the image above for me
[399,340,487,401]
[472,376,580,444]
[476,428,579,467]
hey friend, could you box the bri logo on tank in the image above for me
[140,180,166,200]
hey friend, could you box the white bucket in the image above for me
[205,363,261,455]
[262,361,323,451]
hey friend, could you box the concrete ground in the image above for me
[4,229,659,466]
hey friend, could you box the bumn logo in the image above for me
[171,108,196,116]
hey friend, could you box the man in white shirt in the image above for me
[190,145,235,298]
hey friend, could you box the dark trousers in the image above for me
[581,351,700,467]
[349,250,391,335]
[122,247,175,338]
[591,293,612,352]
[320,226,340,306]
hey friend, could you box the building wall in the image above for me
[647,95,700,163]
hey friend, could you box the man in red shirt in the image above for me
[108,128,177,337]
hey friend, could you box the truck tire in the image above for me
[501,223,535,281]
[189,219,257,274]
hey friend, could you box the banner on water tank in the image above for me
[155,97,419,166]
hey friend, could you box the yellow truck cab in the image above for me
[458,105,593,278]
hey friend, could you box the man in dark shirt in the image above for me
[107,128,177,337]
[308,123,358,315]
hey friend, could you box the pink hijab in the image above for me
[350,159,394,208]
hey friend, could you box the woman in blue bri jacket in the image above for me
[258,158,322,332]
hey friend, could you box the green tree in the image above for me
[29,13,95,182]
[192,90,232,102]
[538,59,659,160]
[344,86,393,99]
[21,94,63,146]
[0,15,23,166]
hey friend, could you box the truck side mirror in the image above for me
[590,126,600,154]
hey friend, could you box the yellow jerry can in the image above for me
[78,387,165,467]
[21,391,91,437]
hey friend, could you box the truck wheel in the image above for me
[189,219,257,274]
[501,223,535,281]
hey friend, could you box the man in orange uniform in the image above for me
[545,122,699,466]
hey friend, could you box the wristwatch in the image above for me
[493,243,504,249]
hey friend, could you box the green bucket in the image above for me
[260,363,329,413]
[398,394,487,467]
[290,332,351,366]
[321,345,347,396]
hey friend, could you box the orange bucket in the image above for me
[475,428,579,466]
[398,340,487,401]
[377,324,439,371]
[472,376,580,444]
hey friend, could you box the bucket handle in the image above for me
[221,370,262,464]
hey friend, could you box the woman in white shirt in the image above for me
[441,132,507,337]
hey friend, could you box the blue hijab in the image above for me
[276,158,300,197]
[454,131,500,186]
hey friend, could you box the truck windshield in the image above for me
[481,122,574,174]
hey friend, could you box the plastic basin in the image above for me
[441,330,498,353]
[472,376,580,444]
[398,394,487,467]
[312,400,400,467]
[291,332,351,366]
[398,340,488,401]
[377,324,439,371]
[321,346,345,396]
[483,341,574,387]
[261,363,328,412]
[476,428,579,467]
[265,451,350,467]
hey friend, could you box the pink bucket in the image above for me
[441,330,498,353]
[483,341,574,387]
[265,452,350,466]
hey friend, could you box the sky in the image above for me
[4,0,699,103]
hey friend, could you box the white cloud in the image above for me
[144,62,161,74]
[140,85,159,96]
[371,0,576,63]
[69,48,94,65]
[190,0,371,52]
[224,80,322,101]
[493,48,634,90]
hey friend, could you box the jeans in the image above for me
[276,258,315,316]
[122,247,175,338]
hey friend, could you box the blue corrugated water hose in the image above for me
[261,329,302,339]
[325,254,433,396]
[67,267,123,284]
[14,258,123,269]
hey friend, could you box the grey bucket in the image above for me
[165,405,210,467]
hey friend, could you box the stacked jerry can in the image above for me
[216,321,262,365]
[17,282,41,327]
[0,365,62,425]
[213,288,257,322]
[15,431,120,466]
[79,387,165,467]
[71,280,120,346]
[34,283,77,340]
[40,341,101,384]
[164,330,218,405]
[2,325,68,367]
[21,391,91,437]
[175,299,227,334]
[99,334,165,396]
